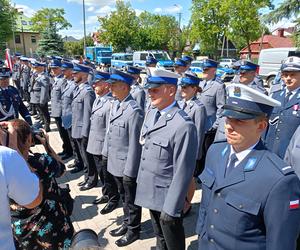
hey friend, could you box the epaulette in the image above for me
[85,85,93,92]
[178,109,191,121]
[214,77,224,84]
[267,154,295,176]
[128,100,140,110]
[193,99,204,107]
[213,139,227,144]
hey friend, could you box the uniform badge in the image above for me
[293,105,299,115]
[233,87,241,97]
[290,200,299,209]
[166,113,171,118]
[244,158,256,171]
[222,146,228,156]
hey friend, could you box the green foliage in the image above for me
[64,36,93,56]
[30,8,72,33]
[0,0,17,54]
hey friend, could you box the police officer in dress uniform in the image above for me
[60,60,84,172]
[198,59,226,174]
[102,69,144,247]
[135,69,198,250]
[20,57,31,102]
[178,73,207,216]
[265,56,300,159]
[87,71,120,215]
[174,58,190,101]
[285,125,300,178]
[29,61,51,131]
[71,63,98,191]
[196,83,300,250]
[0,67,32,124]
[12,53,21,91]
[126,66,146,110]
[144,57,158,111]
[49,59,73,159]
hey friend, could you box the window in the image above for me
[140,53,148,60]
[28,21,33,25]
[15,35,21,44]
[31,35,36,44]
[21,20,27,25]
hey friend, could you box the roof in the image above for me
[14,14,38,33]
[240,35,294,53]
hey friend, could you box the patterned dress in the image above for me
[10,153,74,250]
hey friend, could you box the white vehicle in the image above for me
[219,58,237,68]
[258,47,300,86]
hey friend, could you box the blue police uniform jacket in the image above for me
[20,65,31,90]
[87,93,113,156]
[130,83,146,110]
[197,140,300,250]
[285,125,300,178]
[265,87,300,158]
[61,79,77,129]
[71,82,96,139]
[29,73,50,105]
[102,95,144,178]
[50,75,66,118]
[0,86,32,124]
[135,104,198,217]
[198,77,225,130]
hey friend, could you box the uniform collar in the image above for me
[229,141,259,167]
[160,101,176,117]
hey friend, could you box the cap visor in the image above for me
[144,82,162,89]
[222,109,256,120]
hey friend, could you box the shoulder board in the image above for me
[128,100,140,110]
[193,99,204,107]
[178,109,192,121]
[85,85,93,91]
[267,154,295,176]
[214,77,223,84]
[213,139,227,144]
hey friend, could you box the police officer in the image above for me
[0,67,32,124]
[49,59,73,159]
[102,69,144,247]
[86,71,120,215]
[178,73,207,216]
[135,69,198,250]
[197,83,300,250]
[71,63,97,191]
[285,125,300,178]
[265,56,300,159]
[126,66,146,110]
[12,53,21,91]
[29,61,51,131]
[60,60,84,172]
[20,57,31,102]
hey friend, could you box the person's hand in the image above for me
[35,129,49,148]
[0,121,18,150]
[159,211,177,225]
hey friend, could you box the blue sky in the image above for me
[12,0,293,39]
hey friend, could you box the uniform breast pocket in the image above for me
[115,120,126,137]
[74,99,84,111]
[223,191,261,233]
[151,138,169,160]
[204,94,215,104]
[199,169,215,207]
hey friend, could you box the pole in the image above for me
[20,15,26,56]
[83,0,87,57]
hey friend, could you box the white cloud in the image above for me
[154,8,162,13]
[87,6,95,12]
[82,15,99,25]
[135,9,144,16]
[67,0,115,7]
[153,5,183,15]
[94,5,115,16]
[268,18,297,32]
[59,29,83,39]
[14,4,36,17]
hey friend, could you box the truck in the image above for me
[85,46,112,65]
[111,53,133,69]
[133,50,174,70]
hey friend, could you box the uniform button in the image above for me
[209,238,215,243]
[213,208,218,214]
[142,157,145,160]
[145,146,148,150]
[279,121,282,124]
[216,193,221,197]
[276,137,280,140]
[109,129,112,132]
[239,204,243,209]
[147,136,151,140]
[210,224,214,229]
[277,129,280,132]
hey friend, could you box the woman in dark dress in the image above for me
[9,119,74,249]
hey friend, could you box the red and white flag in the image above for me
[5,48,13,71]
[290,200,299,209]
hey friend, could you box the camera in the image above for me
[31,122,44,145]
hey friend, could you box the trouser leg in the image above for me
[67,128,83,167]
[149,210,168,250]
[79,137,97,183]
[37,103,50,130]
[114,176,128,227]
[102,156,119,203]
[54,117,72,155]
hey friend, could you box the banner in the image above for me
[5,48,13,71]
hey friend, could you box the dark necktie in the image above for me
[153,111,161,125]
[284,91,292,105]
[225,153,238,177]
[182,101,187,110]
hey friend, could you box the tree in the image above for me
[98,0,139,52]
[30,8,71,33]
[264,0,300,48]
[0,0,17,55]
[64,36,94,56]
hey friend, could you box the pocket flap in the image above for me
[116,153,127,160]
[117,120,125,127]
[225,192,261,215]
[153,138,168,147]
[199,169,215,188]
[154,175,172,187]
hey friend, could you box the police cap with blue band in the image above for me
[239,60,258,73]
[126,66,142,75]
[202,59,218,69]
[20,56,29,62]
[146,56,158,66]
[32,61,47,68]
[179,73,201,86]
[61,60,74,69]
[281,56,300,72]
[94,71,111,82]
[0,67,11,79]
[144,69,180,89]
[72,63,91,74]
[50,59,62,68]
[174,58,188,67]
[223,84,281,120]
[182,55,193,64]
[109,68,135,85]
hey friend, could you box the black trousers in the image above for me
[114,176,141,234]
[13,79,21,90]
[67,128,83,168]
[36,103,50,129]
[54,117,72,155]
[75,137,97,183]
[149,210,185,250]
[93,155,119,203]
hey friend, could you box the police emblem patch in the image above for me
[233,87,241,97]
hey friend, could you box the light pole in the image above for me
[83,0,87,57]
[19,11,26,56]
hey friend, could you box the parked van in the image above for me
[258,47,300,86]
[111,53,133,69]
[133,50,174,70]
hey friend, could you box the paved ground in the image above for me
[32,118,202,250]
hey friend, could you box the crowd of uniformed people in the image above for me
[1,51,300,250]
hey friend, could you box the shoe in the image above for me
[79,182,97,191]
[100,201,118,214]
[109,225,127,237]
[45,126,50,132]
[61,153,72,160]
[115,232,139,247]
[70,166,83,174]
[93,196,109,205]
[77,179,89,187]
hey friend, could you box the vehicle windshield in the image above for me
[124,55,133,61]
[152,52,170,61]
[98,51,112,57]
